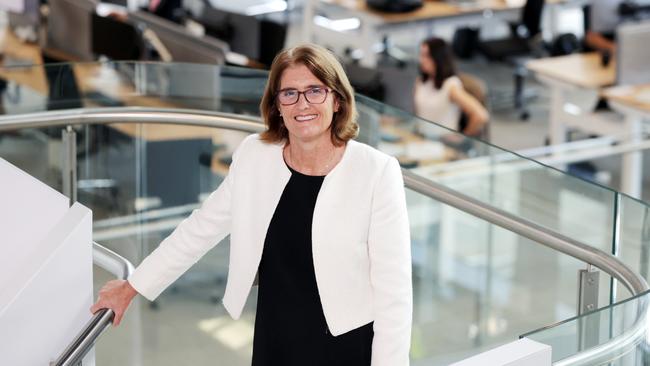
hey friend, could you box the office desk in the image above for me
[604,84,650,115]
[526,53,615,144]
[0,29,48,93]
[303,0,569,67]
[526,53,650,196]
[527,53,615,145]
[0,28,240,178]
[379,118,460,167]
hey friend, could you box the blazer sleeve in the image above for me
[369,157,413,366]
[127,138,245,301]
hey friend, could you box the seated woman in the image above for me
[414,37,489,139]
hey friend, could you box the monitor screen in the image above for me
[195,7,261,60]
[92,14,143,60]
[129,10,228,64]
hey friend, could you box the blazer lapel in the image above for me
[250,142,291,274]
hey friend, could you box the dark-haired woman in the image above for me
[414,37,488,138]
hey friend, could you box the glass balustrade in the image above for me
[1,61,649,365]
[524,289,650,365]
[618,195,650,301]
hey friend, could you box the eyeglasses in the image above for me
[276,87,332,106]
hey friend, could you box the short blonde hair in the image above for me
[260,44,359,146]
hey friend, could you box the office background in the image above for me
[0,0,649,364]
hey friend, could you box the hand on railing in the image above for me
[90,279,138,326]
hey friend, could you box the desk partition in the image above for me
[617,21,650,85]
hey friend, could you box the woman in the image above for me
[414,37,489,138]
[91,44,412,366]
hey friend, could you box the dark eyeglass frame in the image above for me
[276,87,334,106]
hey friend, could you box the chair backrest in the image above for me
[458,73,487,106]
[521,0,545,37]
[457,72,489,139]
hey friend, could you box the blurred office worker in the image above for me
[585,0,625,52]
[414,37,489,138]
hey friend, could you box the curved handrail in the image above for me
[0,107,266,133]
[555,295,649,365]
[2,107,647,365]
[52,243,135,366]
[2,107,645,293]
[403,170,649,296]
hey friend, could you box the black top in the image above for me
[252,165,373,366]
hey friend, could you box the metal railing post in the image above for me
[61,125,77,206]
[577,264,600,352]
[577,264,600,315]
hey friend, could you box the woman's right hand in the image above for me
[90,279,138,326]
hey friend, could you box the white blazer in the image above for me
[128,134,412,366]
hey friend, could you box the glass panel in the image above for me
[617,193,650,301]
[75,62,268,116]
[0,63,64,188]
[408,189,612,365]
[356,95,619,257]
[0,61,630,263]
[524,289,650,365]
[78,123,251,365]
[3,61,649,364]
[0,62,269,117]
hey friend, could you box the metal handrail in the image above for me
[52,243,134,366]
[403,170,649,295]
[0,107,265,133]
[2,107,648,365]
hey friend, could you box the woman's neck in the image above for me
[285,138,344,176]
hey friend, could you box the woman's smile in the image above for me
[294,114,318,122]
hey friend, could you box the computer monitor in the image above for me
[46,0,98,61]
[92,13,144,60]
[616,20,650,85]
[128,10,229,64]
[194,7,261,61]
[191,6,287,67]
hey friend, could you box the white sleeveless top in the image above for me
[414,76,462,138]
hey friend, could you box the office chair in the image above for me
[458,72,489,139]
[477,0,546,120]
[456,73,490,155]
